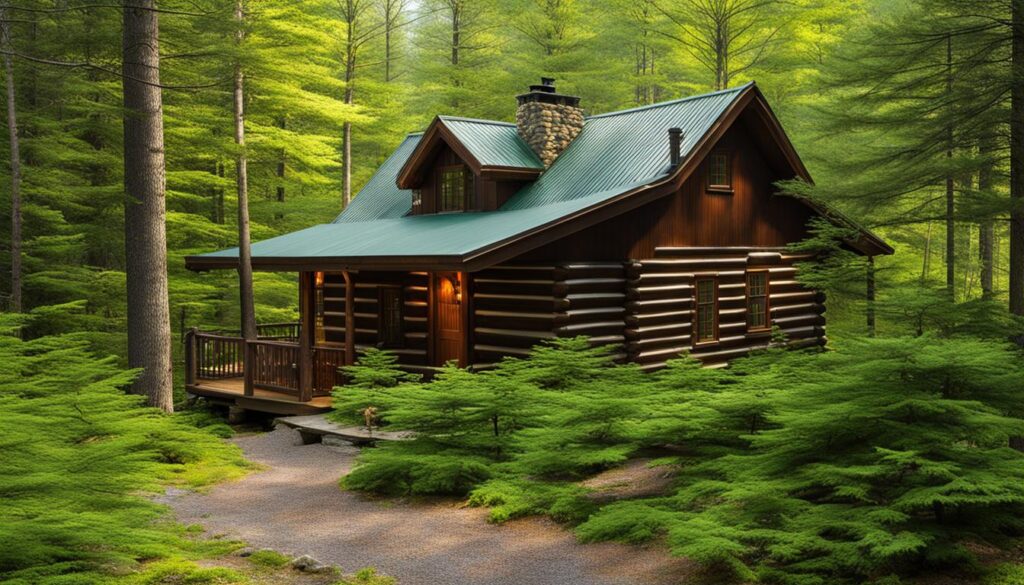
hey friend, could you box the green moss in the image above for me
[334,567,398,585]
[245,550,291,568]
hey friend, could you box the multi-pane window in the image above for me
[378,286,404,347]
[747,271,769,331]
[707,151,731,190]
[695,277,718,343]
[440,166,467,212]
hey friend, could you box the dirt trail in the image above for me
[164,428,692,585]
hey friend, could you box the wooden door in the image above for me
[432,272,463,366]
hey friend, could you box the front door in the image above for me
[433,272,463,366]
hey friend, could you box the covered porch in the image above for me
[184,269,469,415]
[184,323,345,415]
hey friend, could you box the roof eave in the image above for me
[185,253,470,273]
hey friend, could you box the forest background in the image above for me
[2,0,1022,386]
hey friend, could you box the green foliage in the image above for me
[339,333,1024,583]
[335,567,398,585]
[245,549,291,568]
[0,314,251,583]
[578,336,1024,584]
[330,348,422,426]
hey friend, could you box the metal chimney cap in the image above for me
[529,77,557,93]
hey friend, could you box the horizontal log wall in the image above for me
[627,247,825,369]
[320,271,430,371]
[471,262,629,367]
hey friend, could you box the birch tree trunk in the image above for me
[234,0,257,341]
[121,0,173,412]
[1,8,21,313]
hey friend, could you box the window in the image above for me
[378,286,404,347]
[695,277,718,343]
[411,189,422,214]
[440,166,467,212]
[706,151,731,191]
[747,271,770,332]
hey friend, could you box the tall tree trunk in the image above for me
[121,0,173,412]
[234,0,256,341]
[275,116,286,219]
[866,256,876,336]
[945,33,955,298]
[1,8,22,313]
[921,221,932,283]
[1012,0,1024,315]
[450,0,461,105]
[979,133,995,298]
[342,0,356,208]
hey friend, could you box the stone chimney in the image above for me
[516,78,584,168]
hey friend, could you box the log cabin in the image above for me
[184,79,892,415]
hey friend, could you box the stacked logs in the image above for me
[320,271,430,369]
[625,248,827,369]
[471,262,628,366]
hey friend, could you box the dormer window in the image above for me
[707,151,732,192]
[440,166,468,212]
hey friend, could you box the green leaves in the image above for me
[338,334,1024,583]
[0,314,250,582]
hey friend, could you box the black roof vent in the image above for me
[529,77,557,93]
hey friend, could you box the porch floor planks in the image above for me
[188,377,332,415]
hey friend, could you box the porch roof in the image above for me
[185,185,641,272]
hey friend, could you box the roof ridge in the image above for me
[438,115,516,127]
[585,83,752,120]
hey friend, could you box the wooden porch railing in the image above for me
[190,332,245,379]
[247,339,300,394]
[184,327,347,402]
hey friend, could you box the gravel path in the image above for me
[164,427,692,585]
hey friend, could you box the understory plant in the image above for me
[0,314,252,584]
[336,334,1024,583]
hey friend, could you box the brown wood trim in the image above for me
[479,166,542,181]
[185,254,469,272]
[461,271,473,368]
[298,272,314,402]
[342,270,355,366]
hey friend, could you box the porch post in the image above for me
[343,270,355,366]
[297,271,314,402]
[243,341,254,396]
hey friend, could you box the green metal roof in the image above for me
[439,117,544,169]
[337,84,746,223]
[336,133,422,223]
[198,186,642,260]
[192,85,753,266]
